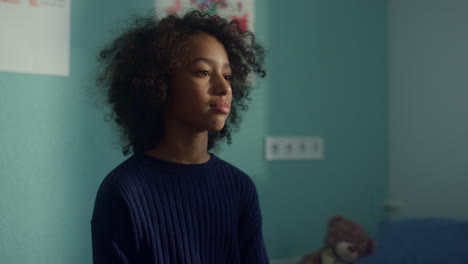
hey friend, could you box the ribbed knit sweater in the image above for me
[91,153,269,264]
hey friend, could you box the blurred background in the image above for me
[1,0,467,263]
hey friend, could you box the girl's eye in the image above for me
[224,75,232,81]
[197,70,211,77]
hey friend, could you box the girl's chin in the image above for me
[206,119,227,131]
[209,125,225,131]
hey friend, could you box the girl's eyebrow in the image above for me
[192,58,231,70]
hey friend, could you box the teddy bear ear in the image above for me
[328,215,345,226]
[365,238,376,256]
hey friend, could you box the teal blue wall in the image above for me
[258,1,388,259]
[0,1,152,263]
[0,0,387,262]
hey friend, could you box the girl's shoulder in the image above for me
[215,156,256,189]
[95,154,155,198]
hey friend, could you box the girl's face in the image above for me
[166,32,232,133]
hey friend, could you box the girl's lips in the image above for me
[210,104,230,114]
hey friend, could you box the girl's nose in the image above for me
[213,74,231,96]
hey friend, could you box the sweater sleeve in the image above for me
[91,183,138,264]
[238,176,270,264]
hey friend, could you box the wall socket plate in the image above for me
[265,136,324,161]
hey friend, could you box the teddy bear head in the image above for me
[324,215,375,263]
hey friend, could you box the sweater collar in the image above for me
[135,152,219,175]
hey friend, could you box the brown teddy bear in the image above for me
[298,215,375,264]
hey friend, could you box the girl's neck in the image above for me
[145,108,214,164]
[145,130,211,165]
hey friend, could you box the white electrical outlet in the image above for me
[265,136,324,160]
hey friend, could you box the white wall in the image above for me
[389,0,468,220]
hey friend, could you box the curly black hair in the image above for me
[96,10,266,156]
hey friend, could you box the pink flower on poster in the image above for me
[155,0,255,31]
[231,13,248,32]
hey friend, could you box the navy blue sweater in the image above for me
[91,153,269,264]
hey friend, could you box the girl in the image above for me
[91,10,269,264]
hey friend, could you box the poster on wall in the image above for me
[0,0,70,76]
[154,0,255,32]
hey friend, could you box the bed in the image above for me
[271,217,468,264]
[357,217,468,264]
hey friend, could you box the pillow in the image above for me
[357,218,468,264]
